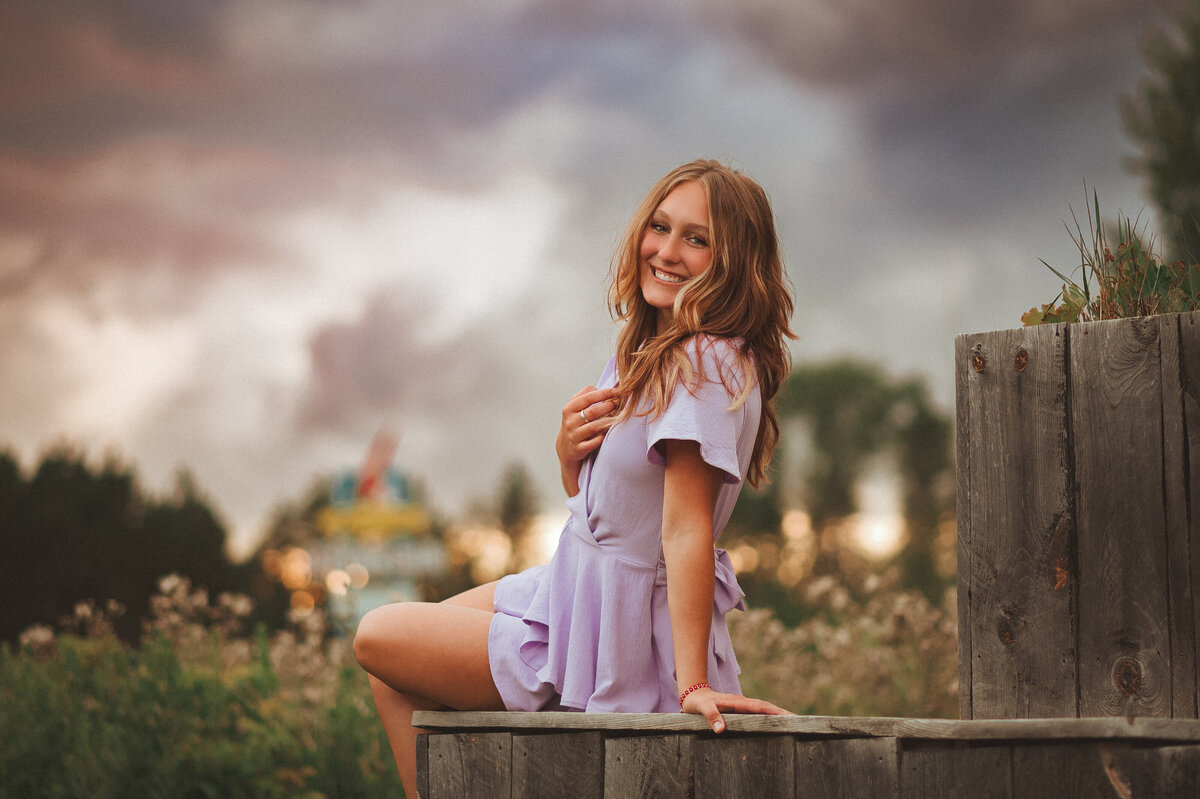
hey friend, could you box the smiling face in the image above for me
[639,180,713,333]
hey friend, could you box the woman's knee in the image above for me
[354,602,416,674]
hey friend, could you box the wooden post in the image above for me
[955,311,1200,720]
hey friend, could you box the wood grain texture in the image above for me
[416,732,430,799]
[693,735,794,799]
[795,737,899,797]
[1071,316,1171,717]
[1178,311,1200,720]
[898,743,1010,799]
[955,333,974,721]
[418,717,1200,796]
[425,732,512,799]
[413,711,1200,742]
[1155,744,1200,796]
[1009,741,1191,798]
[957,324,1075,718]
[603,734,694,798]
[1158,314,1198,718]
[1011,742,1130,798]
[511,732,602,799]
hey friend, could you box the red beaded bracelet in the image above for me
[679,682,710,708]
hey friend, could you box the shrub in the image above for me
[0,577,403,799]
[730,570,958,718]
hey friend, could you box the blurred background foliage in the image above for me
[1,355,963,799]
[1122,0,1200,263]
[0,356,955,647]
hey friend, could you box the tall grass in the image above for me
[730,570,958,718]
[0,577,402,799]
[1023,191,1200,325]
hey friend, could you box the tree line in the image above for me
[0,448,277,643]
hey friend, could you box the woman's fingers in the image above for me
[702,703,726,733]
[719,695,794,716]
[683,690,796,733]
[570,387,618,423]
[557,387,619,471]
[681,690,724,733]
[561,387,618,458]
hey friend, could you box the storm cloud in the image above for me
[0,0,1175,553]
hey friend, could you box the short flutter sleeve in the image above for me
[645,336,751,485]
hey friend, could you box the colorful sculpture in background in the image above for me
[316,428,431,540]
[308,428,446,628]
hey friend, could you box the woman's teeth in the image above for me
[654,268,685,283]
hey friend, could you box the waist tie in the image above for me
[654,547,746,615]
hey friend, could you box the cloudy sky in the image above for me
[0,0,1176,556]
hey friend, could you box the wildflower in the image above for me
[18,624,57,658]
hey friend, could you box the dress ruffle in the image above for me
[489,517,744,713]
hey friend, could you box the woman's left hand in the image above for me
[681,687,793,733]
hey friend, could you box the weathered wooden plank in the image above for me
[1179,310,1200,720]
[1098,742,1200,797]
[955,333,974,721]
[417,732,430,799]
[413,711,1200,742]
[879,716,1200,742]
[418,722,1200,797]
[511,732,602,799]
[796,737,899,797]
[1155,744,1200,795]
[1009,741,1188,798]
[425,732,512,799]
[1011,742,1132,798]
[603,734,694,798]
[898,742,1010,799]
[1159,314,1198,718]
[1071,316,1171,717]
[959,324,1075,718]
[693,735,794,799]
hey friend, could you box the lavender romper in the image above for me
[488,335,759,713]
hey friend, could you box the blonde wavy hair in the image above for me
[607,159,795,487]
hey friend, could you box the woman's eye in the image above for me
[688,236,709,247]
[650,222,669,233]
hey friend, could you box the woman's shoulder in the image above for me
[684,334,745,368]
[682,334,753,393]
[685,333,740,359]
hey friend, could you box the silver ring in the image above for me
[580,409,589,423]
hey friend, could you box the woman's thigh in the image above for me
[354,600,504,711]
[441,580,497,611]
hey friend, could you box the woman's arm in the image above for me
[661,438,792,732]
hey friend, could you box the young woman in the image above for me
[354,159,795,794]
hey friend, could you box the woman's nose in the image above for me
[658,234,681,262]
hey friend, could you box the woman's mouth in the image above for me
[652,267,686,284]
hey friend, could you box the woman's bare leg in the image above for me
[367,675,441,794]
[355,582,502,796]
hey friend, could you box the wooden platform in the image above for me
[413,711,1200,797]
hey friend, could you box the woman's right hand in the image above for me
[556,385,618,497]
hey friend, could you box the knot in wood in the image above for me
[1114,657,1143,697]
[995,604,1023,649]
[1131,317,1158,346]
[972,354,986,372]
[1014,348,1028,372]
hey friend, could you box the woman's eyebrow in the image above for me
[651,210,710,235]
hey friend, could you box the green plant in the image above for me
[1022,192,1200,326]
[0,578,404,799]
[729,570,958,718]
